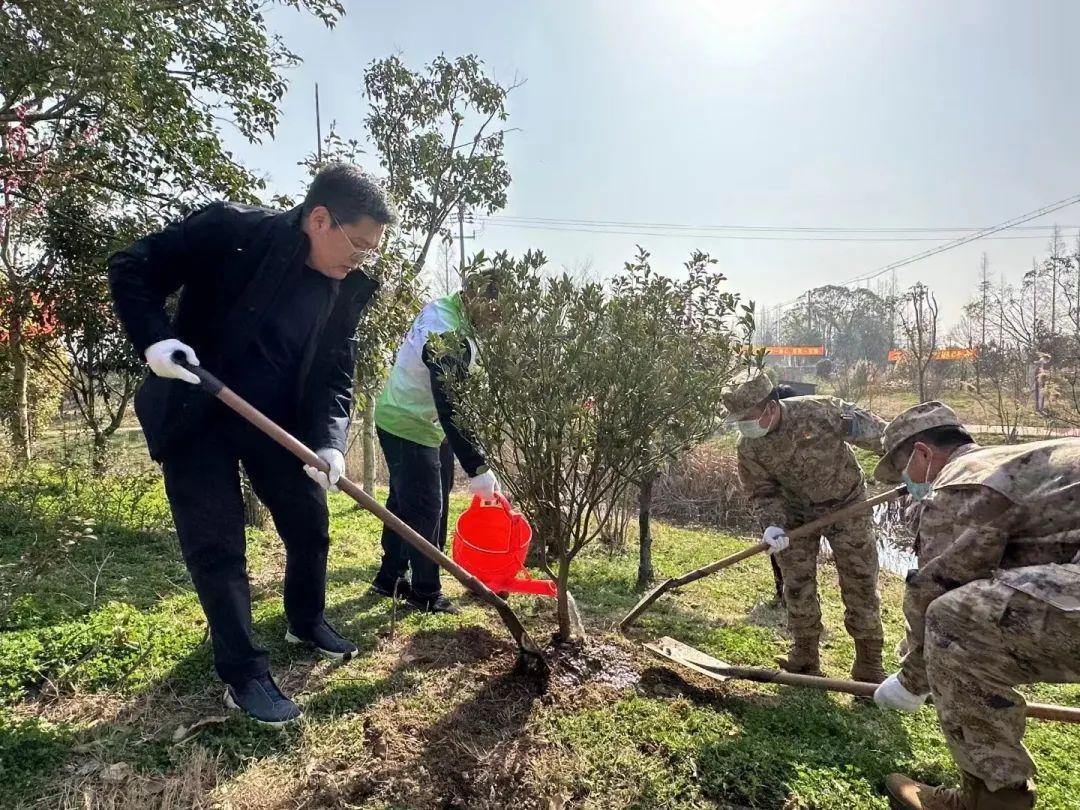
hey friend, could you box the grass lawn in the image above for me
[2,466,1079,809]
[863,389,981,423]
[817,383,1057,431]
[806,383,981,424]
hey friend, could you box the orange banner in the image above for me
[889,347,977,362]
[763,345,826,357]
[935,347,978,361]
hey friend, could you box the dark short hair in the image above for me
[773,384,798,400]
[897,425,973,461]
[462,266,503,300]
[302,163,398,226]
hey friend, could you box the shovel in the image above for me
[646,636,1080,724]
[173,354,548,676]
[619,485,908,631]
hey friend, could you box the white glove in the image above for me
[468,469,500,498]
[762,525,789,555]
[304,448,345,492]
[145,339,200,385]
[874,673,929,712]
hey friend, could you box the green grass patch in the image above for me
[1,460,1078,808]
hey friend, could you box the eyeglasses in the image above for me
[330,212,380,269]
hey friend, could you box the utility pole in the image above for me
[1031,258,1039,344]
[456,201,475,287]
[978,253,989,393]
[999,272,1005,347]
[1051,225,1060,338]
[888,270,898,351]
[315,83,322,163]
[980,254,989,347]
[458,201,466,271]
[1028,258,1040,413]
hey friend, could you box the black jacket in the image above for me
[421,337,487,477]
[109,202,378,461]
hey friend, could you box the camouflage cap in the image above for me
[874,401,963,482]
[720,369,774,420]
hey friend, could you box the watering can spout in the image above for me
[452,493,557,599]
[503,576,559,598]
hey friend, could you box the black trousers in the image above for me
[373,428,454,599]
[161,414,330,686]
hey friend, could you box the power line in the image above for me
[771,192,1080,312]
[481,213,1080,234]
[479,219,1080,243]
[827,192,1080,287]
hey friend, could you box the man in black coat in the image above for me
[109,164,397,726]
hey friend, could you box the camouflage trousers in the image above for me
[924,565,1080,792]
[774,512,882,641]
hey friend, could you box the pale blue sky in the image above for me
[222,1,1080,332]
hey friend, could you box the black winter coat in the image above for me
[108,202,378,461]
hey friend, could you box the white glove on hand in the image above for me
[874,673,929,713]
[145,339,200,385]
[304,448,345,492]
[762,525,790,555]
[468,469,500,498]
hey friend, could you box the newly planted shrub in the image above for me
[444,249,753,638]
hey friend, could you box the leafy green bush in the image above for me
[445,249,753,638]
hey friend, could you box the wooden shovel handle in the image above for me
[681,485,905,586]
[648,637,1080,724]
[786,485,909,539]
[619,485,907,631]
[716,665,1080,724]
[173,355,546,663]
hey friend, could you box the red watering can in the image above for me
[452,493,558,598]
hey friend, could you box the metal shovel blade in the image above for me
[644,636,732,682]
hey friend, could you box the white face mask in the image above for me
[736,420,769,439]
[735,401,775,439]
[901,446,933,500]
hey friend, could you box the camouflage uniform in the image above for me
[895,438,1080,792]
[733,390,887,644]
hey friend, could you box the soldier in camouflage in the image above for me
[722,369,888,682]
[872,401,1080,810]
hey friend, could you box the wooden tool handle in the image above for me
[648,637,1080,724]
[786,485,908,540]
[173,356,545,662]
[720,665,1080,723]
[619,485,908,632]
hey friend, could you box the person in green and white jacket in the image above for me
[370,271,500,613]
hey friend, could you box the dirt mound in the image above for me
[301,629,643,809]
[546,636,640,692]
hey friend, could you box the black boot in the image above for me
[407,592,460,615]
[370,576,412,600]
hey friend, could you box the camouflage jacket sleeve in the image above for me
[835,398,887,454]
[899,486,1015,694]
[737,447,789,529]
